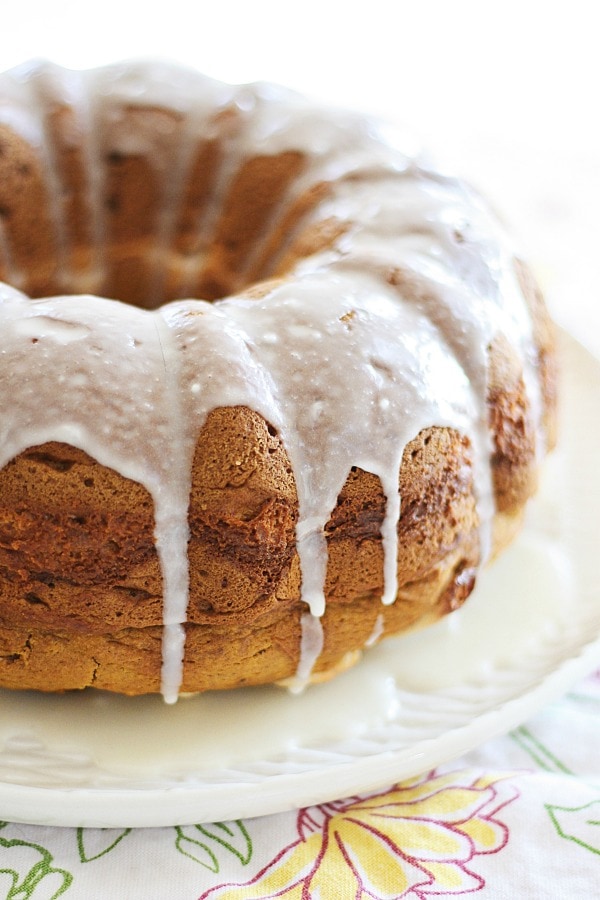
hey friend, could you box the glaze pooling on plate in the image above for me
[0,61,546,700]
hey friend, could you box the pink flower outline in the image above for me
[198,768,520,900]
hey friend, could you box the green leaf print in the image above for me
[0,833,72,899]
[511,726,573,775]
[76,828,132,863]
[546,800,600,856]
[512,723,600,858]
[175,821,252,871]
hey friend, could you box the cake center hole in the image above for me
[0,137,319,310]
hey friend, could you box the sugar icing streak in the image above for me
[287,614,325,694]
[0,62,544,699]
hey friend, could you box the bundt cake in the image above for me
[0,60,557,701]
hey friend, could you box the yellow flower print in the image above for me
[199,769,518,900]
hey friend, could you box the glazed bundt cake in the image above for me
[0,61,557,701]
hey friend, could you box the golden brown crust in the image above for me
[0,125,59,294]
[99,105,186,307]
[196,151,307,300]
[514,258,559,451]
[487,333,537,514]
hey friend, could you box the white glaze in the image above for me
[287,613,325,694]
[0,61,545,700]
[365,613,384,648]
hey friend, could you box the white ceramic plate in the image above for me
[0,329,599,828]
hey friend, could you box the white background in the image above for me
[3,0,599,353]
